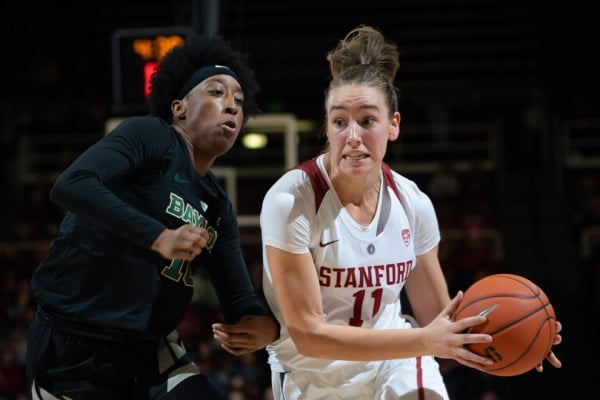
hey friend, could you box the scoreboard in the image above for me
[111,26,194,114]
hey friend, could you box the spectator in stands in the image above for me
[25,34,278,399]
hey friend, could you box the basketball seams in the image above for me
[454,297,553,319]
[476,318,553,375]
[461,303,550,336]
[454,294,546,316]
[453,273,557,376]
[503,274,557,361]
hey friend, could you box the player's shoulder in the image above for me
[263,158,321,211]
[107,115,176,148]
[271,158,319,192]
[112,115,169,132]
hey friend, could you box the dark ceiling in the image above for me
[3,0,599,128]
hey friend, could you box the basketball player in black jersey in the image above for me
[25,34,279,399]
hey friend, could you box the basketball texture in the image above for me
[452,273,557,377]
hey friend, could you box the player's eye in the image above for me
[333,119,346,128]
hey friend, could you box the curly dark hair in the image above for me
[148,34,261,123]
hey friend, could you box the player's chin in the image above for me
[215,140,236,157]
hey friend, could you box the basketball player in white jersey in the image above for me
[214,25,562,399]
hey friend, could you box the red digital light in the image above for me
[112,27,192,112]
[143,61,159,97]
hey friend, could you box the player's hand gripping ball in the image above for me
[453,273,557,376]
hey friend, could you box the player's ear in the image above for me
[389,111,401,141]
[171,99,186,120]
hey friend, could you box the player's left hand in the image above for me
[212,315,279,356]
[535,320,562,372]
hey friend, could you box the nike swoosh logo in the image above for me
[465,304,498,333]
[477,304,499,318]
[319,239,339,248]
[174,173,190,184]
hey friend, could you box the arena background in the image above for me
[1,1,598,399]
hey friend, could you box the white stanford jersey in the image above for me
[261,154,441,374]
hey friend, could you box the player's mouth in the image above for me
[343,153,368,161]
[220,120,238,136]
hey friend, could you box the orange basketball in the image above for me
[452,273,557,377]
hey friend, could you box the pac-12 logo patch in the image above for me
[402,229,411,246]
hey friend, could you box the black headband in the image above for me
[176,65,239,99]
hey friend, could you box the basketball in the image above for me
[452,273,557,377]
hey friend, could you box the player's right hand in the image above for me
[422,291,494,371]
[150,224,209,261]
